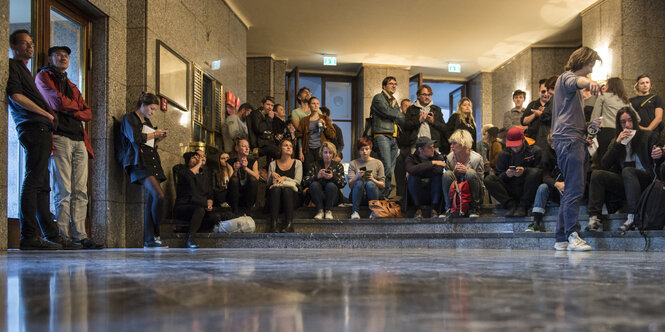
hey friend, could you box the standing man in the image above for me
[222,102,252,153]
[394,98,412,200]
[371,76,405,197]
[551,46,602,251]
[502,89,527,135]
[403,84,449,154]
[36,45,101,249]
[7,30,78,249]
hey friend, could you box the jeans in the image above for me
[553,138,587,242]
[351,180,380,212]
[483,168,541,208]
[17,123,59,241]
[374,135,398,197]
[309,181,339,211]
[407,174,442,211]
[50,134,89,241]
[442,169,483,210]
[532,183,561,214]
[587,170,625,218]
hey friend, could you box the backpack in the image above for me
[449,179,471,217]
[112,116,125,165]
[635,179,665,232]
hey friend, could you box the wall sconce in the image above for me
[591,46,612,83]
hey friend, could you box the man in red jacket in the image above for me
[35,46,102,249]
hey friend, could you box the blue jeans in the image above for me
[532,183,561,214]
[351,180,380,212]
[309,181,339,211]
[374,135,398,197]
[407,174,442,209]
[553,138,587,242]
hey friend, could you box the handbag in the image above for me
[368,199,403,218]
[362,116,374,138]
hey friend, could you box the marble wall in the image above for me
[246,57,287,109]
[359,64,409,121]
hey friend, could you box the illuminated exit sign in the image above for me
[448,63,461,73]
[323,56,337,66]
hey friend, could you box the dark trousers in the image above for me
[213,188,228,207]
[173,204,220,233]
[269,187,298,223]
[587,170,625,217]
[309,181,339,211]
[484,168,542,208]
[17,123,58,240]
[228,175,258,214]
[394,147,410,200]
[622,167,652,214]
[407,174,442,210]
[261,143,280,168]
[304,147,321,172]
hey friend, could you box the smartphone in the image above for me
[509,166,516,171]
[325,169,332,174]
[360,167,367,171]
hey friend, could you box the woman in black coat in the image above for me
[121,92,169,248]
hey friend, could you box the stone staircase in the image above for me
[159,204,665,251]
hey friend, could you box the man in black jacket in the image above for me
[403,84,449,154]
[247,96,279,164]
[586,107,663,231]
[484,127,543,217]
[405,137,446,218]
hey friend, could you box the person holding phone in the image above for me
[484,127,542,218]
[347,138,386,219]
[406,137,446,219]
[586,107,663,232]
[302,142,346,220]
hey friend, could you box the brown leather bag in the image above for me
[368,199,403,218]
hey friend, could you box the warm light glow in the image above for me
[591,46,611,83]
[179,109,190,127]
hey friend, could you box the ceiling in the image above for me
[228,0,599,79]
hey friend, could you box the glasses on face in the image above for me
[387,82,398,86]
[54,53,69,59]
[419,93,433,97]
[540,90,547,94]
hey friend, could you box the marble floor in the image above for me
[2,249,665,332]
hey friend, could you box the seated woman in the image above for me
[481,126,503,175]
[121,92,168,248]
[212,152,233,207]
[347,137,386,219]
[442,130,485,218]
[297,97,335,171]
[586,107,663,232]
[267,139,303,233]
[173,152,221,248]
[228,138,260,215]
[302,142,347,220]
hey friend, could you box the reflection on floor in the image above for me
[2,249,665,331]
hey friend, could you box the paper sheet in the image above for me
[142,125,155,148]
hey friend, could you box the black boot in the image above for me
[280,219,294,233]
[533,212,545,232]
[186,234,199,249]
[270,219,279,233]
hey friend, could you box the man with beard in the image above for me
[222,102,252,153]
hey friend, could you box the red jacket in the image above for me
[35,69,94,159]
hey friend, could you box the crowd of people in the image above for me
[8,28,665,251]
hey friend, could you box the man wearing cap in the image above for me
[405,136,446,218]
[7,30,80,249]
[35,45,101,249]
[484,127,542,217]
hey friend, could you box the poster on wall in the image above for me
[157,40,189,111]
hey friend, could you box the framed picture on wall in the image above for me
[157,40,189,111]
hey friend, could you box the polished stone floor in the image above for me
[2,249,665,331]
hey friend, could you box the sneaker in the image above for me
[77,238,104,250]
[324,211,334,220]
[513,206,527,217]
[526,223,538,232]
[567,232,592,251]
[585,215,602,232]
[431,209,439,219]
[314,210,325,220]
[51,236,84,250]
[19,237,63,250]
[414,209,423,219]
[144,240,169,248]
[468,206,480,218]
[350,211,360,220]
[618,214,635,232]
[554,241,568,251]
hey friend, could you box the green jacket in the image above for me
[370,91,404,134]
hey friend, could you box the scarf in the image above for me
[40,65,73,99]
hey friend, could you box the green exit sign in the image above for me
[448,63,461,73]
[323,56,337,66]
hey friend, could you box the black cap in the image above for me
[183,151,197,165]
[415,136,436,149]
[48,46,71,56]
[487,126,499,138]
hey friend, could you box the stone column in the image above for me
[0,0,8,250]
[247,57,286,108]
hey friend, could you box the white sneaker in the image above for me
[554,241,568,251]
[314,210,324,220]
[324,211,334,220]
[618,213,635,232]
[567,232,592,251]
[350,211,360,219]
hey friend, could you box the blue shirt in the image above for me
[552,71,586,142]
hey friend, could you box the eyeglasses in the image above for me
[540,90,547,94]
[387,82,398,86]
[419,93,433,97]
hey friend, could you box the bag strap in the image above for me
[640,95,656,108]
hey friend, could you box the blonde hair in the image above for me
[481,124,493,136]
[449,129,473,151]
[455,97,476,127]
[319,141,337,158]
[565,46,601,72]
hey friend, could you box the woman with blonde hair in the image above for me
[630,74,663,140]
[442,129,485,217]
[447,97,477,150]
[302,142,346,220]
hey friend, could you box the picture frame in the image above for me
[156,40,189,111]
